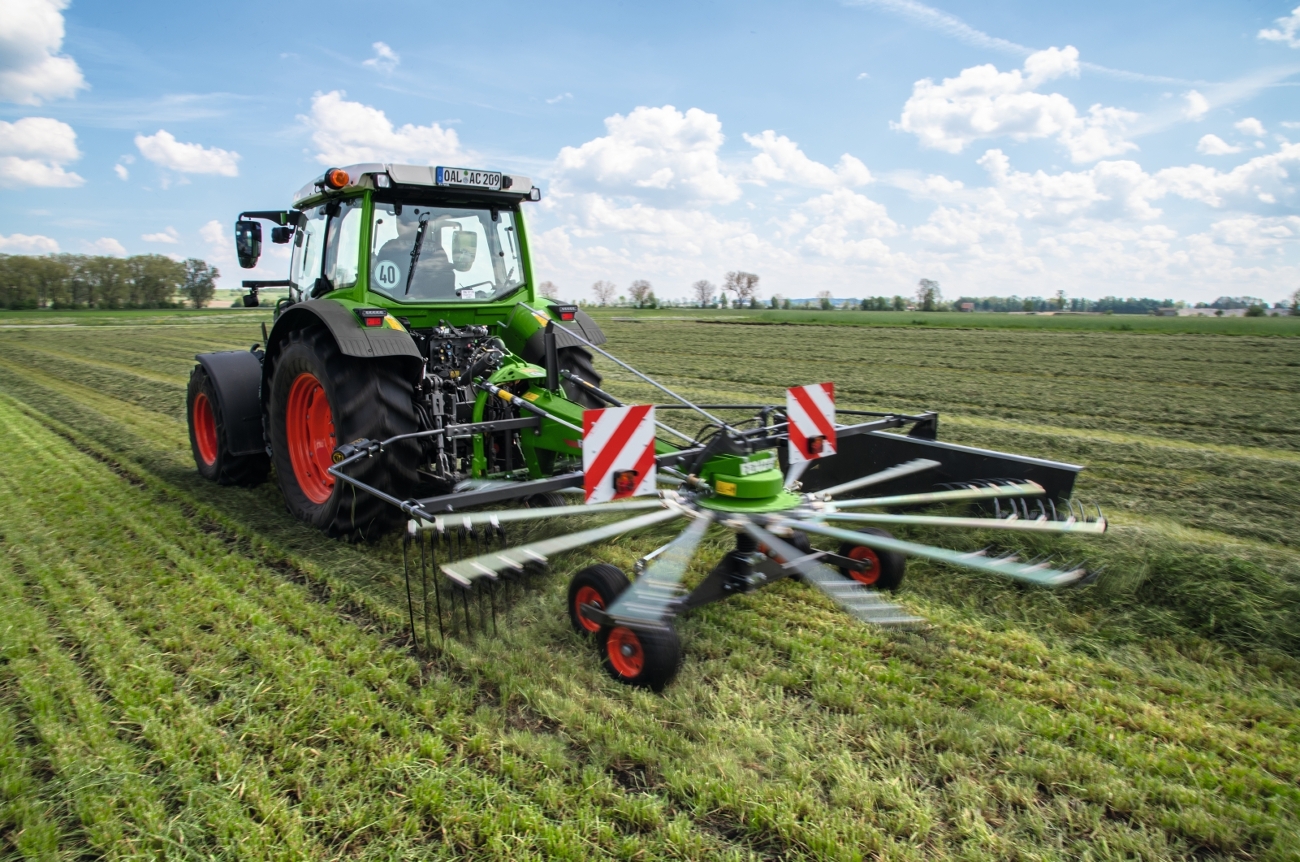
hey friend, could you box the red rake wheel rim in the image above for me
[192,392,218,466]
[847,546,882,586]
[286,372,336,505]
[606,627,644,678]
[574,586,604,633]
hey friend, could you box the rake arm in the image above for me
[778,518,1090,587]
[440,506,685,587]
[740,520,924,627]
[825,481,1046,510]
[604,512,714,624]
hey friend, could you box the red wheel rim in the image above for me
[606,627,644,677]
[847,546,881,585]
[192,392,218,466]
[285,372,335,504]
[574,585,604,633]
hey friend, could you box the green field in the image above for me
[0,312,1297,860]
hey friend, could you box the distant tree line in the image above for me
[0,254,220,309]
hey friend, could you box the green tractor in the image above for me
[189,163,605,537]
[189,162,1105,690]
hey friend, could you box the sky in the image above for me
[2,0,1299,305]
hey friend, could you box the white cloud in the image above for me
[798,188,900,262]
[894,47,1137,163]
[361,41,399,73]
[0,232,58,253]
[547,92,573,104]
[85,237,126,256]
[142,226,180,244]
[977,148,1163,221]
[304,90,463,166]
[1258,5,1300,48]
[114,163,128,180]
[553,105,740,203]
[0,116,82,187]
[1183,90,1210,121]
[200,219,225,245]
[135,130,240,176]
[1206,215,1300,252]
[1235,117,1266,136]
[744,130,872,188]
[1197,134,1242,155]
[0,0,85,105]
[1156,143,1300,207]
[857,72,871,80]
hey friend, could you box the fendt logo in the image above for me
[786,383,836,463]
[582,405,657,504]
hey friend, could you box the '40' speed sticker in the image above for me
[375,260,401,289]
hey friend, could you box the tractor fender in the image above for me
[195,349,265,456]
[264,300,423,383]
[511,306,607,366]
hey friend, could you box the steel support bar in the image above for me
[826,481,1045,510]
[413,471,585,514]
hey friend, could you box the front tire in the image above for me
[186,365,269,486]
[267,326,419,539]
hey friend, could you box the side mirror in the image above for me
[271,226,292,244]
[235,220,261,269]
[451,228,477,272]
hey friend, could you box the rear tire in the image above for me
[567,563,630,636]
[556,347,603,409]
[267,326,420,539]
[836,527,906,591]
[599,623,682,691]
[186,365,269,486]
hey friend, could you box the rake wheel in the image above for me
[567,563,630,636]
[600,623,682,692]
[837,527,907,591]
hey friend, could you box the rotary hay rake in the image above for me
[331,313,1106,690]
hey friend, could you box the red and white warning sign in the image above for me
[786,382,836,463]
[582,405,657,504]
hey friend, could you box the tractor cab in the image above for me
[234,164,544,326]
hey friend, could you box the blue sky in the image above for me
[2,0,1299,304]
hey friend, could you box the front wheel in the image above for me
[186,366,269,486]
[599,623,682,691]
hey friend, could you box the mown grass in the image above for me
[590,308,1300,336]
[0,314,1298,860]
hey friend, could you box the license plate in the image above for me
[436,167,502,190]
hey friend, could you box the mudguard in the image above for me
[195,349,265,456]
[511,305,607,366]
[266,299,422,364]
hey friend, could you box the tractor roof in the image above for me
[293,163,538,209]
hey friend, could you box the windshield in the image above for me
[369,202,524,303]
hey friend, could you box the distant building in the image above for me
[959,302,975,312]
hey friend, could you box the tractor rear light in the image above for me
[354,308,386,327]
[553,304,578,321]
[324,168,350,189]
[374,173,390,188]
[806,435,825,456]
[613,470,639,496]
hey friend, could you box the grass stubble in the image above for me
[0,313,1296,860]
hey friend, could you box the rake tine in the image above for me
[489,580,498,636]
[403,523,420,653]
[460,583,473,637]
[420,530,433,650]
[429,531,444,641]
